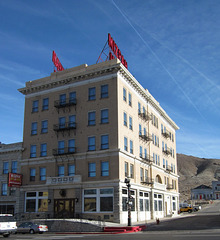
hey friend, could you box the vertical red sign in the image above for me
[52,50,64,72]
[108,33,128,69]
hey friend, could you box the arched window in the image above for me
[155,174,162,184]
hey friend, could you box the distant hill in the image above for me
[177,153,220,202]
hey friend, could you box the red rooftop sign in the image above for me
[52,50,64,72]
[108,33,128,69]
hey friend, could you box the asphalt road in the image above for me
[4,201,220,240]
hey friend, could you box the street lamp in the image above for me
[125,178,131,226]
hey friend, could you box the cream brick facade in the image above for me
[18,59,179,223]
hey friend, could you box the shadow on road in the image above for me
[145,215,220,231]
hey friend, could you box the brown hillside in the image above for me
[177,153,220,202]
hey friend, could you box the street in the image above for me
[4,201,220,240]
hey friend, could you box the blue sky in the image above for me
[0,0,219,159]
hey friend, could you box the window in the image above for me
[31,122,37,135]
[140,146,143,158]
[129,116,133,130]
[58,141,65,154]
[40,167,46,181]
[42,98,49,110]
[58,165,64,177]
[68,139,75,153]
[101,135,109,149]
[32,100,39,112]
[139,124,142,136]
[59,117,66,129]
[88,136,96,151]
[152,114,158,128]
[154,194,163,211]
[30,145,36,158]
[124,137,128,151]
[69,92,76,104]
[3,162,9,174]
[88,87,96,100]
[88,111,96,126]
[101,84,108,98]
[60,94,66,105]
[130,140,133,154]
[83,188,113,212]
[30,168,36,181]
[1,183,7,196]
[138,102,141,114]
[124,112,127,126]
[101,109,109,124]
[68,164,75,176]
[144,148,147,158]
[101,161,109,176]
[123,88,127,101]
[69,115,76,128]
[11,161,17,173]
[88,163,96,177]
[41,120,48,133]
[130,164,134,178]
[128,93,132,106]
[145,169,148,182]
[140,168,144,182]
[125,162,128,177]
[25,191,48,212]
[40,143,47,157]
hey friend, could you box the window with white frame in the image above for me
[124,112,127,126]
[130,140,133,154]
[25,191,48,212]
[83,188,113,212]
[129,116,133,130]
[124,137,128,151]
[123,88,127,102]
[154,194,163,211]
[128,92,132,106]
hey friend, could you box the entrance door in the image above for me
[54,199,75,218]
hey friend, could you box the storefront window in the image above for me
[25,192,48,212]
[84,197,96,212]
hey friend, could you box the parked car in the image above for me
[16,222,48,234]
[193,205,201,211]
[180,206,193,213]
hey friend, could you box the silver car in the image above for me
[16,222,48,234]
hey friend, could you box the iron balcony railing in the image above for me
[53,122,76,132]
[138,112,152,121]
[139,133,153,142]
[141,154,153,163]
[165,165,172,172]
[53,147,76,156]
[163,147,172,156]
[54,98,77,109]
[166,184,174,190]
[162,130,171,139]
[141,177,154,185]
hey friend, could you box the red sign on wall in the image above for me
[8,173,22,187]
[52,50,64,72]
[108,33,128,69]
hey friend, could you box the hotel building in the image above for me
[18,58,179,223]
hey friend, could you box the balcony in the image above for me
[141,154,153,164]
[53,147,76,156]
[141,177,154,185]
[165,165,172,173]
[138,112,152,121]
[53,122,76,132]
[162,130,171,139]
[54,98,77,109]
[153,182,166,191]
[139,133,153,142]
[46,175,81,185]
[166,184,174,190]
[163,147,172,156]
